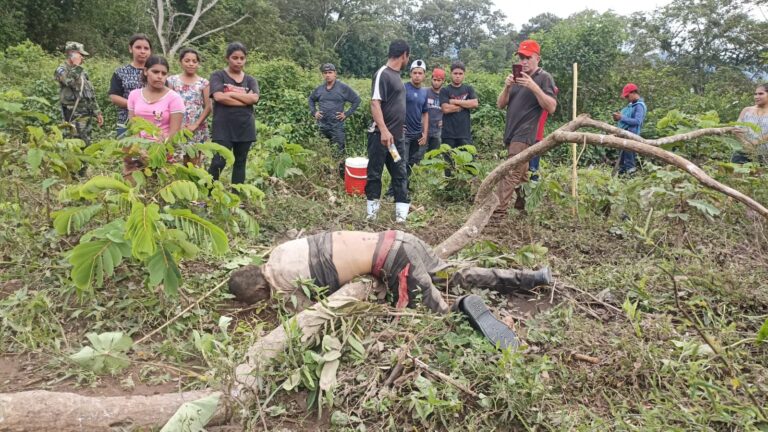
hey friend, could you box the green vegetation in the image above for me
[1,0,767,428]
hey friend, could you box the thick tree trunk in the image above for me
[0,390,223,432]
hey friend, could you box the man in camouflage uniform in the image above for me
[54,42,103,174]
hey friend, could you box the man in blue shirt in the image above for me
[612,83,647,175]
[387,59,429,197]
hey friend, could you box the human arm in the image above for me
[618,102,646,126]
[370,99,393,146]
[516,72,557,114]
[168,112,183,140]
[343,85,361,118]
[308,88,321,119]
[496,74,515,109]
[439,88,462,113]
[450,87,478,109]
[190,81,212,131]
[108,71,128,108]
[419,111,429,145]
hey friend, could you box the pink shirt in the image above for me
[127,88,185,138]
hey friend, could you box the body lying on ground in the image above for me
[228,230,551,314]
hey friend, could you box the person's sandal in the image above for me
[454,295,519,350]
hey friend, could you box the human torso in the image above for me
[263,231,378,293]
[167,74,209,142]
[370,66,406,140]
[404,82,428,138]
[112,64,144,124]
[313,81,351,124]
[440,84,475,141]
[127,88,184,138]
[740,107,768,148]
[504,68,555,145]
[427,87,443,138]
[617,98,646,134]
[210,69,259,142]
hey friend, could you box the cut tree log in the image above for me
[0,390,223,432]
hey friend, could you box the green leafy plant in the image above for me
[160,393,220,432]
[69,331,133,374]
[418,144,479,201]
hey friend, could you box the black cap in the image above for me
[320,63,336,72]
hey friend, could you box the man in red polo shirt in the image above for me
[493,40,557,220]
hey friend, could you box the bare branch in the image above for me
[183,14,251,45]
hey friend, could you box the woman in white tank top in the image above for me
[733,84,768,163]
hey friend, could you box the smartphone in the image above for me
[512,64,523,79]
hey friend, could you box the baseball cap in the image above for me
[410,59,426,71]
[432,68,445,79]
[64,42,89,56]
[320,63,336,72]
[517,40,540,57]
[622,83,639,98]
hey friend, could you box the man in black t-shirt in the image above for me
[439,61,478,148]
[365,40,410,222]
[493,40,557,219]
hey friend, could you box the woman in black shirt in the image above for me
[208,42,260,185]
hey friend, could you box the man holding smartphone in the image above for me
[493,39,557,220]
[54,42,103,175]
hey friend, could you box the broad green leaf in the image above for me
[70,331,132,374]
[52,204,103,235]
[160,393,220,432]
[167,208,228,255]
[69,239,128,290]
[159,180,200,204]
[125,201,161,260]
[319,359,340,391]
[26,148,43,172]
[282,369,301,391]
[193,142,234,167]
[147,246,182,296]
[687,199,721,219]
[322,335,342,352]
[79,175,131,199]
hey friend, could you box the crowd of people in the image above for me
[55,35,768,221]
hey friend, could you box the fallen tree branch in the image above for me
[436,115,767,258]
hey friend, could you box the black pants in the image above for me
[318,121,346,156]
[365,132,409,203]
[208,140,252,184]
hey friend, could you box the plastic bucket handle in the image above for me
[345,168,367,179]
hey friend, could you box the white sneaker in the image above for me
[366,200,380,221]
[395,202,410,223]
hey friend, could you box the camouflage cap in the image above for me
[64,42,89,56]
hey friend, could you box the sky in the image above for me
[494,0,674,29]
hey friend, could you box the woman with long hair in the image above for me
[167,47,211,165]
[108,34,152,136]
[208,42,260,186]
[123,55,184,178]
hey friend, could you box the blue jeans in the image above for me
[529,156,540,181]
[618,150,637,173]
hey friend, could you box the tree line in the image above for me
[0,0,765,124]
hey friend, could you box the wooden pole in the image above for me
[570,63,579,215]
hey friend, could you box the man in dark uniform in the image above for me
[308,63,361,177]
[54,41,103,175]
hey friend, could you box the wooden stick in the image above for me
[571,62,579,216]
[406,353,477,397]
[135,279,228,346]
[571,352,600,364]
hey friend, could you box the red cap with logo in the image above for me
[517,40,541,57]
[622,83,639,98]
[432,68,445,79]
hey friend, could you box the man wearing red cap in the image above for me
[612,83,646,175]
[493,39,557,219]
